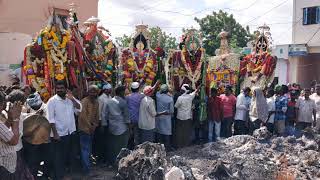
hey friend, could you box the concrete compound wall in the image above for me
[288,54,320,87]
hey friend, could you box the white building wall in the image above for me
[275,59,288,85]
[292,0,320,47]
[272,45,289,85]
[272,45,289,59]
[0,32,32,85]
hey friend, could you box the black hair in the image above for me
[226,85,233,92]
[211,87,218,95]
[115,86,126,96]
[267,88,275,96]
[290,90,297,96]
[56,80,66,87]
[281,85,289,94]
[161,89,169,94]
[243,87,251,93]
[30,86,36,94]
[131,88,139,93]
[304,88,311,91]
[12,81,20,86]
[0,91,6,104]
[7,89,25,103]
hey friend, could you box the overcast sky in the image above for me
[98,0,293,45]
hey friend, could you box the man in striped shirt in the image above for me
[0,91,23,179]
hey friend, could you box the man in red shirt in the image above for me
[207,88,224,141]
[219,85,237,138]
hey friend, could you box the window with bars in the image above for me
[303,6,320,25]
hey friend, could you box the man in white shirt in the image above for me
[139,86,157,144]
[98,83,112,123]
[266,88,276,133]
[46,81,82,180]
[234,87,251,135]
[5,89,35,179]
[94,83,112,164]
[138,81,162,144]
[295,88,316,131]
[174,84,199,148]
[310,84,320,132]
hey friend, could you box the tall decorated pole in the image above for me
[199,53,207,123]
[155,30,166,84]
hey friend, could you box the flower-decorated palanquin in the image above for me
[166,29,205,91]
[207,30,240,94]
[239,24,277,89]
[24,5,88,101]
[120,24,163,86]
[83,17,117,86]
[24,14,77,102]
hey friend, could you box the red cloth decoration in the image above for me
[44,61,51,96]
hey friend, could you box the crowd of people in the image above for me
[0,80,320,180]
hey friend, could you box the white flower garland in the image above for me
[180,48,204,88]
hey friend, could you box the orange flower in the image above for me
[55,74,65,80]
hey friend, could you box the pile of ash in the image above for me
[116,128,320,180]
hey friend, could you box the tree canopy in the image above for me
[195,10,253,56]
[149,27,178,52]
[115,34,131,48]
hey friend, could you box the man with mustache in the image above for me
[47,81,82,180]
[78,85,99,175]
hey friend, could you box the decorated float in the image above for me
[166,29,207,122]
[239,24,277,89]
[207,30,240,94]
[24,5,116,101]
[83,17,117,86]
[166,29,205,91]
[120,24,164,87]
[24,12,77,102]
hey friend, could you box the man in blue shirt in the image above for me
[102,86,130,165]
[274,85,288,136]
[155,84,174,151]
[126,82,144,149]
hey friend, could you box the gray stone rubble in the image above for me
[116,128,320,180]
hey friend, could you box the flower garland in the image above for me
[85,30,116,82]
[180,47,204,88]
[41,27,71,81]
[239,52,277,90]
[123,48,156,86]
[24,45,51,102]
[41,28,71,51]
[24,23,74,102]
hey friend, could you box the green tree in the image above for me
[195,10,253,56]
[149,27,178,52]
[115,34,131,48]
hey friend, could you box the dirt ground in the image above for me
[67,166,115,180]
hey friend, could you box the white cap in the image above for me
[131,82,140,89]
[102,83,112,90]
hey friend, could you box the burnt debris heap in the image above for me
[116,128,320,180]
